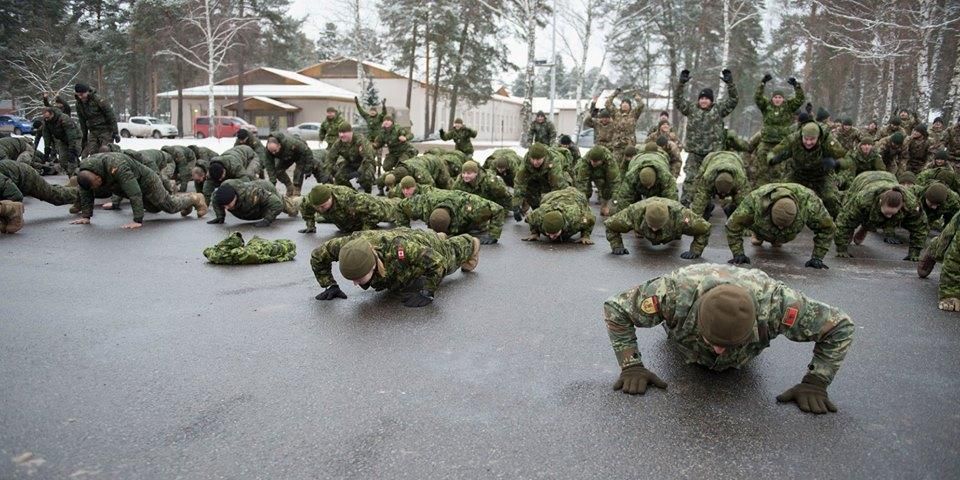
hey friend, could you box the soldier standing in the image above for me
[318,107,347,147]
[528,111,557,146]
[574,145,621,216]
[265,132,315,197]
[754,74,805,186]
[439,118,478,156]
[40,107,82,177]
[768,122,847,217]
[74,83,119,157]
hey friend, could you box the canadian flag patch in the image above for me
[783,307,798,327]
[397,246,405,261]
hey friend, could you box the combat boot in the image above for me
[179,194,195,217]
[66,176,78,187]
[600,199,610,217]
[69,201,81,214]
[853,225,868,245]
[750,235,763,246]
[192,193,208,218]
[917,247,936,279]
[460,235,481,272]
[0,200,25,234]
[283,196,302,217]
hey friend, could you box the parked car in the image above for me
[118,116,178,139]
[193,116,256,139]
[0,115,34,135]
[286,122,323,141]
[577,128,594,148]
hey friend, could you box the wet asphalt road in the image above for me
[2,175,959,479]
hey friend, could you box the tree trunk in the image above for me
[430,52,443,133]
[204,0,216,137]
[177,61,184,138]
[236,0,246,119]
[884,58,895,121]
[354,0,364,94]
[720,0,731,97]
[944,43,960,120]
[521,7,537,146]
[803,2,817,84]
[916,0,934,122]
[447,20,471,128]
[424,17,431,135]
[572,1,594,142]
[406,24,417,109]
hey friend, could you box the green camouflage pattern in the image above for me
[613,150,678,212]
[832,126,862,152]
[726,182,835,259]
[875,136,909,176]
[529,119,557,146]
[483,149,522,187]
[202,145,262,202]
[203,232,296,265]
[397,188,505,239]
[397,155,452,189]
[440,125,478,155]
[75,89,118,155]
[525,187,595,240]
[574,145,621,201]
[910,182,960,226]
[266,132,315,190]
[917,163,958,192]
[41,109,82,176]
[355,97,387,141]
[690,151,750,216]
[452,168,511,209]
[78,152,193,223]
[902,135,933,174]
[213,179,292,223]
[161,145,198,192]
[604,197,710,253]
[235,131,268,174]
[310,227,475,293]
[301,185,397,232]
[327,133,376,192]
[603,264,855,386]
[319,111,347,145]
[755,82,805,145]
[374,124,417,171]
[835,170,928,257]
[512,149,571,209]
[0,159,78,205]
[769,127,847,216]
[674,82,740,155]
[923,211,960,299]
[943,125,960,163]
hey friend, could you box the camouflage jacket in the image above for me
[607,96,643,149]
[398,155,452,188]
[327,133,376,171]
[41,110,82,150]
[78,152,158,222]
[189,145,219,166]
[726,183,835,259]
[235,132,267,168]
[876,125,906,140]
[911,183,960,225]
[440,126,478,155]
[603,264,855,386]
[213,179,284,222]
[674,81,739,155]
[604,197,710,253]
[874,138,909,175]
[690,151,750,216]
[583,115,616,147]
[160,145,197,190]
[613,151,678,211]
[943,125,960,161]
[355,97,387,138]
[844,148,885,177]
[833,127,862,152]
[902,136,933,174]
[529,120,557,146]
[211,145,261,180]
[0,137,34,160]
[835,171,928,255]
[928,126,946,150]
[75,89,118,136]
[917,163,958,192]
[452,168,511,209]
[769,125,847,182]
[374,125,417,156]
[526,187,595,240]
[755,82,805,144]
[548,146,576,182]
[396,188,504,238]
[204,232,296,265]
[512,151,571,208]
[302,185,396,232]
[310,227,461,293]
[483,149,521,187]
[319,112,347,145]
[122,149,168,176]
[574,146,621,197]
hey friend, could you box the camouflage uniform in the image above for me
[235,131,268,176]
[833,126,861,153]
[78,153,197,223]
[613,150,678,212]
[603,264,854,385]
[483,149,521,187]
[310,227,476,294]
[397,188,505,240]
[440,125,478,156]
[769,125,847,218]
[432,149,468,177]
[902,134,933,175]
[910,182,960,226]
[754,82,804,185]
[674,81,739,205]
[395,155,452,189]
[161,145,198,192]
[319,111,347,146]
[301,185,397,233]
[917,163,958,192]
[689,151,750,218]
[326,133,377,193]
[525,187,595,241]
[726,183,835,261]
[374,124,418,172]
[528,119,557,146]
[212,179,297,224]
[202,145,262,203]
[574,145,621,202]
[0,137,45,173]
[188,145,219,169]
[607,95,643,169]
[876,123,906,140]
[75,89,119,156]
[512,150,571,210]
[0,159,78,206]
[452,168,511,209]
[834,171,928,260]
[204,232,296,265]
[583,114,615,151]
[41,109,82,176]
[921,211,960,301]
[604,197,711,255]
[875,136,909,176]
[943,124,960,164]
[355,97,387,141]
[267,132,317,193]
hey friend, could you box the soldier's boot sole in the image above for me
[0,200,25,234]
[284,196,302,217]
[69,203,81,214]
[193,193,208,218]
[917,247,936,279]
[750,235,763,246]
[180,194,194,217]
[600,200,610,217]
[66,176,78,187]
[853,226,868,245]
[461,236,481,272]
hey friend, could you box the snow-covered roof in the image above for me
[215,67,330,87]
[157,83,356,100]
[223,96,301,111]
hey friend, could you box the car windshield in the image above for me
[144,117,161,123]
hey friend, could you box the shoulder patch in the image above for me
[782,307,798,327]
[397,245,406,261]
[641,296,660,315]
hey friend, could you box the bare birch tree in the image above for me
[6,42,81,117]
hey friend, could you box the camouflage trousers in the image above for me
[577,170,617,201]
[0,165,78,206]
[924,212,960,299]
[82,130,114,157]
[382,148,417,173]
[794,176,841,219]
[138,173,195,214]
[441,234,477,275]
[333,161,375,194]
[50,139,80,177]
[753,142,789,187]
[680,152,707,206]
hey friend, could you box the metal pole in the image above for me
[549,0,557,125]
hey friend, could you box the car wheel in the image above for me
[152,130,161,139]
[13,128,22,135]
[121,130,131,138]
[196,132,205,139]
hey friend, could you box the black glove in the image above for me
[479,235,498,245]
[805,257,829,269]
[315,285,347,301]
[761,73,772,84]
[402,290,434,308]
[680,250,700,259]
[513,207,523,222]
[723,204,737,217]
[679,69,690,84]
[728,254,751,265]
[439,128,445,137]
[254,219,271,227]
[787,77,798,87]
[768,151,788,166]
[113,133,121,143]
[298,227,316,233]
[805,102,813,114]
[206,217,224,224]
[611,247,629,255]
[821,157,837,171]
[613,364,668,395]
[776,377,837,414]
[883,235,902,245]
[721,68,733,84]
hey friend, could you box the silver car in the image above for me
[286,122,324,141]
